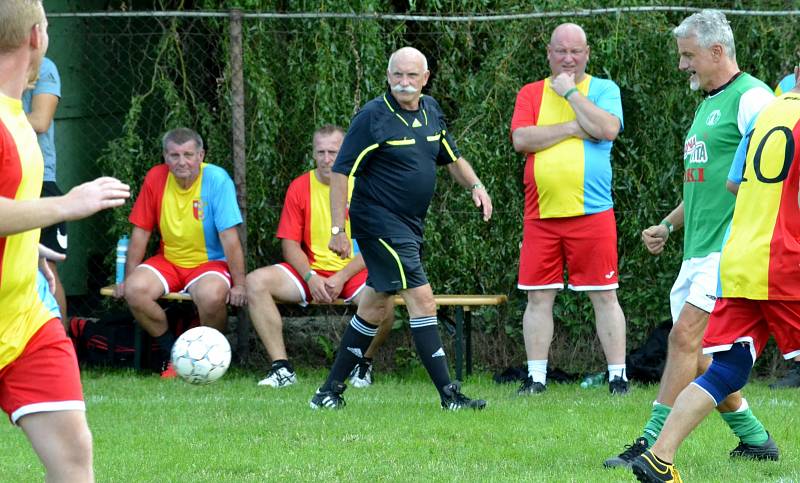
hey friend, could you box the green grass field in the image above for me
[1,368,798,482]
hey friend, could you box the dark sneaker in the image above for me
[257,363,297,388]
[609,376,630,395]
[630,450,683,482]
[348,359,373,388]
[516,376,546,395]
[309,382,347,410]
[441,382,486,410]
[730,432,779,461]
[603,437,649,468]
[769,367,800,389]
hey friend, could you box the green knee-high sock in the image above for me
[642,402,671,446]
[720,400,768,445]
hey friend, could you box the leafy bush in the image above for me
[97,1,800,369]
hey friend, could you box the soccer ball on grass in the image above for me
[170,326,231,384]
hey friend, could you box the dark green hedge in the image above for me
[96,0,800,367]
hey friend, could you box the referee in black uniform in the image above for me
[310,47,493,410]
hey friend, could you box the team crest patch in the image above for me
[705,109,721,126]
[192,199,206,220]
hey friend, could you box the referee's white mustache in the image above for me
[391,85,418,94]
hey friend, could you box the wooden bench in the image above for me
[100,285,506,380]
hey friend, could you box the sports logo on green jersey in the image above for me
[705,109,721,126]
[684,135,708,164]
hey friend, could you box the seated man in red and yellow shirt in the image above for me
[246,125,392,388]
[117,127,246,377]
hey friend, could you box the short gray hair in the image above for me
[673,9,736,61]
[313,124,345,141]
[387,47,428,72]
[162,127,204,152]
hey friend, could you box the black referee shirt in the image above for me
[332,89,461,241]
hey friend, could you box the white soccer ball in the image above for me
[170,326,231,384]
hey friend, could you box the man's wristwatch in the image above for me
[331,226,345,236]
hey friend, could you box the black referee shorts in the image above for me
[357,237,428,294]
[40,181,67,255]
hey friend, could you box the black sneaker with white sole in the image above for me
[516,375,546,395]
[310,382,347,410]
[441,382,486,410]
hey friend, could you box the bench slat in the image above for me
[100,285,506,306]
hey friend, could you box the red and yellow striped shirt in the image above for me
[0,94,55,369]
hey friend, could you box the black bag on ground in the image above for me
[626,319,672,383]
[69,312,144,368]
[68,303,199,371]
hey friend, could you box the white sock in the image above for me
[735,398,749,412]
[608,364,627,381]
[527,359,547,385]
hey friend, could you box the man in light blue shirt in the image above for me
[23,57,66,323]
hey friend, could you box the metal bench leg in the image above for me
[134,323,143,371]
[466,308,473,376]
[455,306,464,381]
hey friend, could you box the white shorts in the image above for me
[669,253,720,323]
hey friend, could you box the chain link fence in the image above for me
[47,6,800,371]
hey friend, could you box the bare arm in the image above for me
[38,244,65,294]
[568,94,620,141]
[641,201,684,255]
[445,157,492,222]
[283,238,336,303]
[328,172,351,259]
[26,93,58,133]
[511,121,586,153]
[323,254,367,301]
[282,238,313,281]
[220,226,247,306]
[125,226,150,276]
[0,177,130,236]
[550,72,620,141]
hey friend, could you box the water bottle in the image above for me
[580,372,606,389]
[116,235,128,285]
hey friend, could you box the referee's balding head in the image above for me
[386,47,430,111]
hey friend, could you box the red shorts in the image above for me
[0,319,84,425]
[703,298,800,359]
[276,263,367,306]
[518,208,619,291]
[141,254,231,295]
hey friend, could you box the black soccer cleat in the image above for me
[309,382,347,410]
[609,376,630,395]
[441,382,486,410]
[516,375,546,395]
[729,432,779,461]
[604,437,649,468]
[630,450,683,482]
